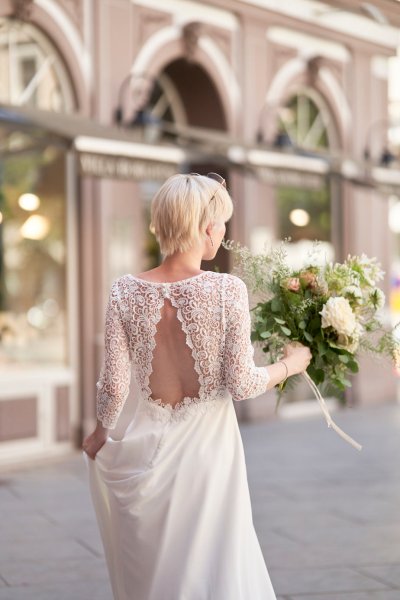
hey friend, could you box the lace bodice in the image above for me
[96,271,270,428]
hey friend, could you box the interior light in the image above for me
[27,306,46,329]
[20,215,50,240]
[0,211,3,224]
[18,193,40,211]
[289,208,310,227]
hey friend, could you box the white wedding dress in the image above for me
[83,270,277,600]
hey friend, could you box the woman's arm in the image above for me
[223,276,274,400]
[95,278,132,429]
[223,276,311,400]
[82,279,131,459]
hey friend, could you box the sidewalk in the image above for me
[0,401,399,599]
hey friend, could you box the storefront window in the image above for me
[0,132,67,366]
[0,18,75,368]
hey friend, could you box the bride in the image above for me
[82,172,311,600]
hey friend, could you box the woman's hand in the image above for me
[283,342,312,376]
[82,429,108,460]
[265,342,312,389]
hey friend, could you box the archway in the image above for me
[138,58,231,273]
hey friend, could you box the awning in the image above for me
[1,103,399,191]
[0,104,188,180]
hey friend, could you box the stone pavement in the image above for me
[0,400,399,599]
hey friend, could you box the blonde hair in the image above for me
[149,173,233,256]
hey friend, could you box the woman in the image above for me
[82,173,311,600]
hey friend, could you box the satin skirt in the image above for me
[83,393,277,600]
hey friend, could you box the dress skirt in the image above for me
[83,392,277,600]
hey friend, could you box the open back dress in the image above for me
[83,270,277,600]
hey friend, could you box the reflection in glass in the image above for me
[0,134,67,366]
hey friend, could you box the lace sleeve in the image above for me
[96,278,131,428]
[223,275,270,401]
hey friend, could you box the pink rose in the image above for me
[287,277,301,292]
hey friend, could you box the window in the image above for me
[275,90,335,266]
[0,19,74,111]
[0,19,75,367]
[0,137,67,365]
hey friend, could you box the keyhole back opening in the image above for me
[148,297,201,408]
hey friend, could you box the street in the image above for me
[0,400,399,599]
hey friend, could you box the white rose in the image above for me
[320,296,357,336]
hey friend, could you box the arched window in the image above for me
[276,90,332,150]
[275,89,337,267]
[0,18,75,111]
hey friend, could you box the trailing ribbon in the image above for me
[302,372,362,451]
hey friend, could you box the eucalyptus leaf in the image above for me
[260,331,272,339]
[271,298,280,312]
[348,361,359,373]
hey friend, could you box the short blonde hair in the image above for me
[149,173,233,256]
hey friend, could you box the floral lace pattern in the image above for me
[96,271,270,428]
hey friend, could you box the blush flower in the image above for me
[300,271,317,288]
[287,277,301,292]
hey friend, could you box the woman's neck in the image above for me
[160,252,203,275]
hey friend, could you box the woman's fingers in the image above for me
[82,434,106,460]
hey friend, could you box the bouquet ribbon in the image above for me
[302,372,362,451]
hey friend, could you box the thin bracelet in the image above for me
[277,360,289,384]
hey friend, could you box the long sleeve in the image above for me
[96,278,131,428]
[223,275,270,401]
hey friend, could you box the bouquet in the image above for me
[222,238,400,451]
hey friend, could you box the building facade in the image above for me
[0,0,399,466]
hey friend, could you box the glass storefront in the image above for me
[0,132,67,366]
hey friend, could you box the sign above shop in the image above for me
[255,166,326,189]
[79,153,177,181]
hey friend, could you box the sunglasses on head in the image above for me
[189,172,226,202]
[190,172,226,186]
